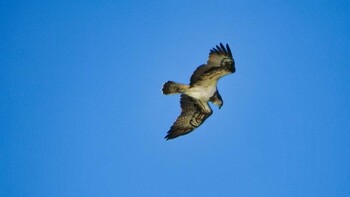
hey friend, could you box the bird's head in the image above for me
[214,99,223,109]
[211,91,224,109]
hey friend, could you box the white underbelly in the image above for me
[186,85,216,102]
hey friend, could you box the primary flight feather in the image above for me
[162,43,236,140]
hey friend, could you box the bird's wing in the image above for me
[190,43,235,86]
[207,43,234,68]
[165,94,213,140]
[189,64,209,85]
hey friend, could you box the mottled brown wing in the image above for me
[190,43,235,86]
[190,66,234,86]
[207,43,234,67]
[189,64,211,85]
[165,94,213,140]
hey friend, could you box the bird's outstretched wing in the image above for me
[190,43,235,86]
[207,43,234,67]
[165,94,213,140]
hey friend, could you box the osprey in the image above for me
[162,43,236,140]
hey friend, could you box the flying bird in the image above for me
[162,43,236,140]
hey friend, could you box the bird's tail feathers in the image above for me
[162,81,189,95]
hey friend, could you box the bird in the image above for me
[162,43,236,140]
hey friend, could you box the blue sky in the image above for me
[1,0,350,196]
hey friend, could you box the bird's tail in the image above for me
[162,81,189,95]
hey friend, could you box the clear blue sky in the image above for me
[1,0,350,196]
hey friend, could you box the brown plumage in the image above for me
[162,43,235,140]
[164,94,212,140]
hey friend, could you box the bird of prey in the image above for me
[162,43,236,140]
